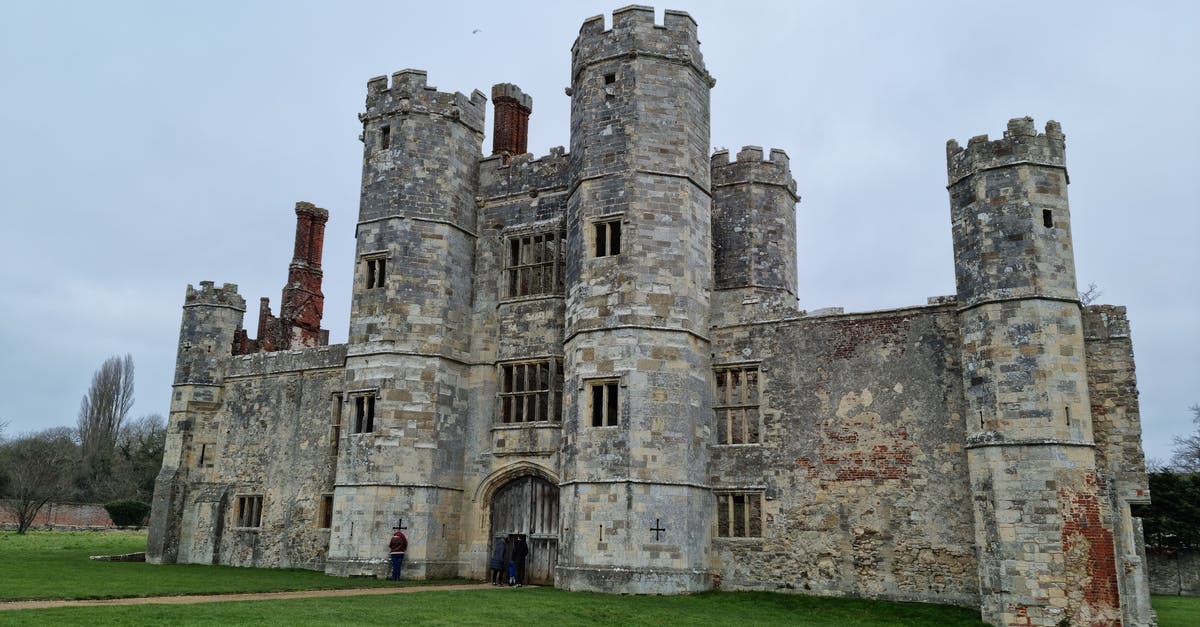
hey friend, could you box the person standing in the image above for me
[489,536,507,585]
[512,534,529,587]
[388,529,408,581]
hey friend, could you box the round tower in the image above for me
[328,70,486,578]
[710,146,799,323]
[949,118,1120,626]
[559,7,715,594]
[148,281,246,563]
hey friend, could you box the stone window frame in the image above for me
[497,357,563,424]
[585,377,621,427]
[349,389,378,434]
[712,362,763,446]
[361,251,389,290]
[195,441,215,468]
[329,392,343,456]
[503,228,566,299]
[715,491,763,539]
[592,213,624,258]
[379,124,391,151]
[317,494,334,530]
[234,494,264,529]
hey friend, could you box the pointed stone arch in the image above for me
[476,461,560,585]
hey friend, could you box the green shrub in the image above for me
[103,500,151,527]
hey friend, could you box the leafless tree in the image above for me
[1079,282,1103,306]
[0,430,78,533]
[1169,404,1200,473]
[77,354,135,497]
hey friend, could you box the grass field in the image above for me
[2,531,1197,626]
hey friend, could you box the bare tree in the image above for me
[77,354,135,498]
[0,430,78,533]
[1169,404,1200,473]
[1079,282,1103,305]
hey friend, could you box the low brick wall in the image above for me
[1147,549,1200,596]
[0,501,115,530]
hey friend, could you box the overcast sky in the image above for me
[1,1,1196,463]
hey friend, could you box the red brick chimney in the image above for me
[491,83,532,162]
[280,201,328,348]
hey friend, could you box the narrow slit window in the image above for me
[318,495,334,529]
[1042,209,1053,228]
[594,218,622,257]
[380,126,391,150]
[330,395,343,455]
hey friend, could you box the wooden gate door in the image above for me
[490,475,559,585]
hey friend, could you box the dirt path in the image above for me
[0,582,497,611]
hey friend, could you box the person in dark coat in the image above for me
[489,537,507,585]
[388,530,408,581]
[511,534,529,587]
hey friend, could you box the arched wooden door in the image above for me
[490,475,559,585]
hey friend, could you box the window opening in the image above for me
[1042,209,1053,228]
[198,443,207,467]
[236,495,264,528]
[365,256,387,289]
[716,492,762,538]
[604,73,616,85]
[499,359,563,423]
[380,126,391,150]
[506,231,564,298]
[353,395,375,433]
[330,395,343,455]
[714,366,761,444]
[589,379,619,427]
[318,495,334,529]
[594,219,621,257]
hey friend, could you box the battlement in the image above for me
[478,147,570,201]
[184,281,246,310]
[711,146,797,196]
[572,6,706,82]
[363,69,487,134]
[946,116,1065,185]
[1083,305,1131,340]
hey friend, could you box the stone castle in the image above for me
[147,7,1156,626]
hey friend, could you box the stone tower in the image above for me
[949,118,1121,626]
[557,7,716,593]
[326,70,487,577]
[147,281,247,563]
[710,146,799,325]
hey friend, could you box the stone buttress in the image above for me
[949,118,1125,626]
[326,69,487,577]
[558,7,715,593]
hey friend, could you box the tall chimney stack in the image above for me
[491,83,532,162]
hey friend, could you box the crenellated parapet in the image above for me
[946,116,1065,186]
[711,146,798,198]
[362,69,487,134]
[572,6,710,85]
[478,147,569,201]
[184,281,246,311]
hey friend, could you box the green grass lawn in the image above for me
[0,530,422,600]
[3,531,1197,626]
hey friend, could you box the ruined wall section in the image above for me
[1084,304,1156,624]
[200,346,345,570]
[331,70,486,579]
[148,281,246,564]
[711,146,799,325]
[710,305,979,606]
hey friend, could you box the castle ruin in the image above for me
[147,7,1156,626]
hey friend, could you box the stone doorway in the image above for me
[490,475,559,585]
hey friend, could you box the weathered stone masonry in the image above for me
[148,6,1155,626]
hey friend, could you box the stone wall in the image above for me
[1148,549,1200,596]
[0,501,115,529]
[710,304,979,607]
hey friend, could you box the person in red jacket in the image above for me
[388,530,408,581]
